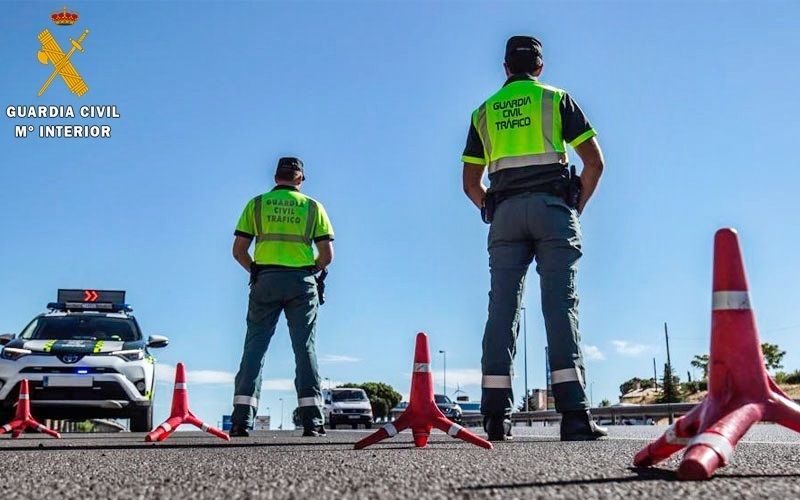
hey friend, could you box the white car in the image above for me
[0,289,168,432]
[323,388,373,429]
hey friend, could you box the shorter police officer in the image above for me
[462,36,607,441]
[229,157,334,437]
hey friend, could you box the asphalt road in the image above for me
[2,425,800,499]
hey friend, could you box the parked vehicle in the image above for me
[323,388,373,429]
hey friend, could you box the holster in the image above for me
[481,194,497,224]
[566,164,582,209]
[315,269,328,305]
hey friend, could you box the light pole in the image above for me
[279,397,284,430]
[438,350,447,396]
[522,306,529,412]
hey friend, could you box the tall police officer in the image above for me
[462,36,607,441]
[229,157,334,437]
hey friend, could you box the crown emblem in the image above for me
[51,6,79,26]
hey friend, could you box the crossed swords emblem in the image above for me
[37,28,89,97]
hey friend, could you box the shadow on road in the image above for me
[459,467,800,491]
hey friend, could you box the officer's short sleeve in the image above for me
[461,120,487,165]
[313,202,334,242]
[560,93,597,148]
[234,198,255,239]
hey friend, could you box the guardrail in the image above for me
[458,403,699,427]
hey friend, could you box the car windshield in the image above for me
[332,390,367,402]
[435,395,452,405]
[20,315,140,342]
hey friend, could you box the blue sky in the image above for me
[2,1,799,428]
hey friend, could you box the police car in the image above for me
[0,290,168,431]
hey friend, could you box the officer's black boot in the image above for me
[228,424,250,438]
[302,425,327,437]
[483,416,512,441]
[560,410,607,441]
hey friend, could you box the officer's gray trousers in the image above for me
[232,269,324,429]
[482,192,589,416]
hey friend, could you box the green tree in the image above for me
[599,399,611,407]
[337,382,403,421]
[761,343,786,372]
[691,354,709,380]
[658,363,683,403]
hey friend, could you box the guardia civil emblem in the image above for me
[37,7,89,97]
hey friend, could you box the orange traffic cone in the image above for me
[145,362,230,442]
[634,228,800,480]
[0,379,60,439]
[354,332,492,450]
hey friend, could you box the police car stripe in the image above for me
[688,433,734,464]
[712,291,751,311]
[383,423,398,437]
[413,363,430,373]
[447,423,463,437]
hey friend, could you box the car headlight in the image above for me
[1,347,32,361]
[111,349,144,362]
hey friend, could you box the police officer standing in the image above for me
[461,36,607,441]
[229,157,334,437]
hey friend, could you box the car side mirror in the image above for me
[147,335,169,348]
[0,334,13,345]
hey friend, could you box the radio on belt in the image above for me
[48,289,130,312]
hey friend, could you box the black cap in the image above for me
[276,156,305,180]
[505,35,543,66]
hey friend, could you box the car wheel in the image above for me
[329,423,336,429]
[130,406,153,432]
[351,423,358,429]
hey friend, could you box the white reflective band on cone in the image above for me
[664,425,690,445]
[383,423,398,437]
[37,424,46,431]
[201,423,209,432]
[2,424,11,432]
[712,291,751,311]
[413,363,430,372]
[448,424,463,437]
[298,397,320,407]
[551,368,583,385]
[482,375,512,389]
[687,432,734,464]
[19,394,29,400]
[233,395,258,407]
[160,423,172,433]
[174,383,187,390]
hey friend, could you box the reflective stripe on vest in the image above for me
[253,196,318,246]
[482,375,512,389]
[475,81,568,174]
